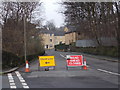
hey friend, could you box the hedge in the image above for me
[2,50,45,69]
[70,46,118,57]
[55,44,69,51]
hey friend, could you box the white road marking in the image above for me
[10,83,15,86]
[15,71,29,88]
[19,77,24,80]
[23,85,29,88]
[60,54,66,59]
[22,83,27,86]
[7,73,17,89]
[9,80,14,83]
[10,86,17,88]
[97,69,120,76]
[20,80,25,82]
[8,77,13,80]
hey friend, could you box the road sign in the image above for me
[38,56,56,67]
[66,55,83,67]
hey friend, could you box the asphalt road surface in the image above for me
[2,50,119,89]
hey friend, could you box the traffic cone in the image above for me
[25,60,30,72]
[83,59,87,70]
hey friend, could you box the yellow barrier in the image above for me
[38,56,56,67]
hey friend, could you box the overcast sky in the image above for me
[40,0,65,27]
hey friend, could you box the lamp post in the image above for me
[24,14,27,62]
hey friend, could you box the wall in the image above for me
[76,37,118,47]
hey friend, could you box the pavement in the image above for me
[2,67,19,74]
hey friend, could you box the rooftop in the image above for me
[39,30,65,36]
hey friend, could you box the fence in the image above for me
[76,37,118,47]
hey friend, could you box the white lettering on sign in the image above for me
[66,55,83,66]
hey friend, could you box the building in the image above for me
[39,29,65,49]
[65,31,78,45]
[39,26,87,49]
[40,33,55,49]
[64,26,87,45]
[54,32,65,45]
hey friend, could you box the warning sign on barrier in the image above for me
[66,55,83,67]
[38,56,56,67]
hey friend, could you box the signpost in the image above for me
[66,55,84,70]
[38,56,56,71]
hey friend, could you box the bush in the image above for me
[2,50,21,69]
[2,50,45,69]
[70,46,118,58]
[55,44,69,51]
[26,51,45,61]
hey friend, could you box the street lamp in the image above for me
[24,14,27,63]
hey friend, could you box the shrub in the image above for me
[2,50,21,69]
[55,44,69,51]
[2,50,45,69]
[70,46,118,58]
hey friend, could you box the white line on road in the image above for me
[9,80,14,83]
[97,69,120,76]
[7,73,17,89]
[20,79,25,82]
[10,83,15,86]
[10,86,17,89]
[15,71,29,88]
[23,85,29,88]
[22,83,27,86]
[60,54,66,59]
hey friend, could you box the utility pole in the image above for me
[24,14,27,62]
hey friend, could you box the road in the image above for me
[2,50,119,88]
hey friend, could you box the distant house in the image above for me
[54,31,65,45]
[39,29,65,49]
[65,31,78,45]
[64,28,86,45]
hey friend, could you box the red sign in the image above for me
[66,55,83,66]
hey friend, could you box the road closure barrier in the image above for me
[83,59,87,70]
[25,60,30,73]
[38,56,56,71]
[66,55,87,70]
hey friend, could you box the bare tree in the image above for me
[1,2,44,56]
[62,2,119,46]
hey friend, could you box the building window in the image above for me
[50,39,52,42]
[46,45,48,49]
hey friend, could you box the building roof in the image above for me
[65,30,78,34]
[64,25,79,34]
[39,30,65,36]
[40,30,54,34]
[54,31,65,36]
